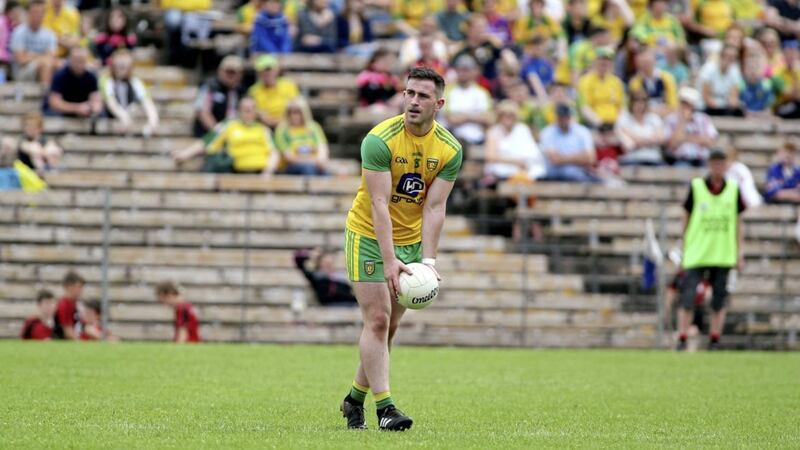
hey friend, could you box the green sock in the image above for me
[374,391,394,410]
[349,381,368,404]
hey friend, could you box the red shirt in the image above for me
[175,302,200,343]
[53,297,80,339]
[80,326,105,341]
[20,317,52,340]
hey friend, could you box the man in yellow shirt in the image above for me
[340,67,461,431]
[43,0,80,56]
[577,47,626,126]
[248,54,300,128]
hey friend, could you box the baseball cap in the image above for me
[255,54,279,71]
[220,55,244,71]
[678,86,701,109]
[555,103,572,118]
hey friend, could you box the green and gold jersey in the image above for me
[346,115,463,246]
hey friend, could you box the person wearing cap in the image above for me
[577,46,626,127]
[676,148,745,351]
[764,140,800,203]
[248,54,300,128]
[665,86,718,166]
[251,0,292,54]
[696,44,743,116]
[773,40,800,119]
[193,55,246,138]
[627,47,678,116]
[442,54,494,145]
[539,103,599,182]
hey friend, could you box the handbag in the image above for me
[202,150,234,173]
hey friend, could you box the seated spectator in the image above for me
[0,137,21,190]
[726,146,763,209]
[658,41,690,86]
[275,97,329,175]
[43,0,80,56]
[757,27,785,77]
[93,8,136,65]
[356,48,402,115]
[0,1,24,68]
[79,300,118,341]
[336,0,374,52]
[630,0,686,50]
[560,25,612,87]
[206,97,279,174]
[484,100,546,184]
[507,80,538,131]
[539,103,599,182]
[530,82,573,132]
[773,40,800,119]
[392,0,444,37]
[514,0,565,52]
[682,0,734,41]
[296,0,337,53]
[45,47,101,118]
[20,289,56,340]
[483,0,513,45]
[10,0,57,88]
[161,0,213,66]
[294,248,357,306]
[665,87,718,166]
[520,34,554,99]
[593,123,625,184]
[236,0,260,35]
[100,50,159,136]
[436,0,469,43]
[591,0,634,45]
[249,54,300,128]
[411,34,447,76]
[563,0,591,45]
[442,55,493,145]
[17,111,62,174]
[53,270,85,340]
[251,0,292,54]
[452,15,512,87]
[697,44,743,116]
[739,59,775,117]
[612,30,643,83]
[193,55,245,137]
[398,17,448,70]
[628,48,678,116]
[764,140,800,203]
[155,281,201,343]
[768,0,800,43]
[616,91,665,165]
[577,47,626,127]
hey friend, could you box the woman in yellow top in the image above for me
[274,97,330,175]
[206,97,279,174]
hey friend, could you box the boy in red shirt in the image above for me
[80,300,117,341]
[21,289,57,340]
[155,281,201,343]
[53,270,85,340]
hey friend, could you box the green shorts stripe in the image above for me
[344,229,422,282]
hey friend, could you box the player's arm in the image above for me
[365,168,410,299]
[421,177,455,280]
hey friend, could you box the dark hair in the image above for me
[28,0,45,9]
[708,149,727,161]
[407,66,445,96]
[367,48,392,71]
[155,281,180,296]
[5,1,19,14]
[36,289,55,303]
[63,270,85,286]
[84,300,102,314]
[105,8,129,34]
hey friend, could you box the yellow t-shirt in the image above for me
[393,0,444,28]
[237,3,257,32]
[274,121,327,157]
[513,15,563,45]
[473,0,518,17]
[696,0,734,35]
[630,0,649,19]
[628,70,678,109]
[577,72,626,124]
[346,115,463,245]
[248,78,300,123]
[207,120,275,171]
[160,0,211,11]
[591,15,627,43]
[43,3,79,55]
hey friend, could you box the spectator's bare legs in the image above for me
[37,55,56,89]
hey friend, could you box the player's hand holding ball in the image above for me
[385,257,413,301]
[397,261,439,310]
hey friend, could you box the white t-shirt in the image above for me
[615,111,664,164]
[726,160,763,208]
[697,61,742,109]
[485,123,546,180]
[443,82,492,144]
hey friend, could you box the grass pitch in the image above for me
[1,341,798,449]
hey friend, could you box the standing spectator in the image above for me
[739,60,775,116]
[665,87,718,166]
[206,97,279,174]
[20,289,56,340]
[615,90,665,165]
[53,270,85,340]
[251,0,292,54]
[193,55,245,137]
[296,0,338,53]
[294,249,357,306]
[628,48,678,116]
[539,103,599,182]
[336,0,374,52]
[155,281,201,343]
[764,140,800,203]
[773,40,800,119]
[44,47,101,117]
[677,149,745,351]
[726,146,763,209]
[100,50,159,136]
[275,97,329,175]
[92,8,137,65]
[442,54,493,145]
[484,100,547,184]
[520,34,554,99]
[356,48,402,114]
[43,0,80,56]
[17,111,62,173]
[577,47,626,127]
[563,0,591,45]
[10,0,58,88]
[630,0,686,50]
[436,0,469,43]
[248,54,300,128]
[696,44,744,116]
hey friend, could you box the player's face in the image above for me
[403,79,443,126]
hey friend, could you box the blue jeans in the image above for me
[542,164,600,183]
[284,163,327,176]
